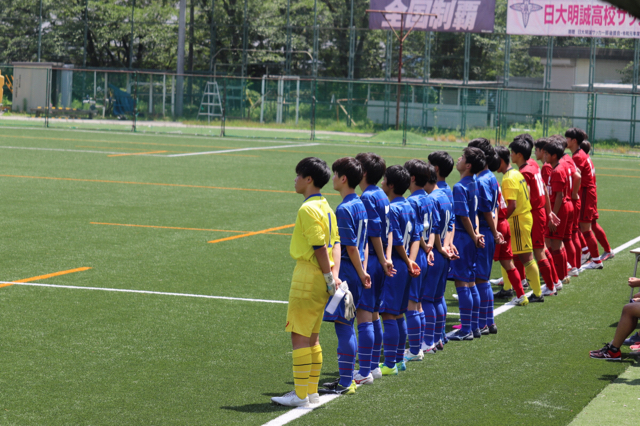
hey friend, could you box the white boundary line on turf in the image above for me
[0,282,288,304]
[262,235,640,426]
[166,143,320,157]
[0,145,127,155]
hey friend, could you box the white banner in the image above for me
[507,0,640,38]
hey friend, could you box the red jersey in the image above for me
[559,155,576,201]
[572,149,596,189]
[519,159,546,211]
[547,163,566,204]
[497,186,508,221]
[541,163,552,187]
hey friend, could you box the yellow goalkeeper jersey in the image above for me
[502,168,531,218]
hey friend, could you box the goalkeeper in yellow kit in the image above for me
[272,157,341,408]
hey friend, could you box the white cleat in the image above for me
[580,261,603,271]
[371,367,382,379]
[353,372,374,385]
[423,344,437,355]
[272,390,310,407]
[581,252,591,265]
[404,348,424,362]
[555,281,563,291]
[308,393,320,404]
[490,277,504,285]
[562,276,571,285]
[601,252,615,261]
[542,286,557,296]
[568,267,580,277]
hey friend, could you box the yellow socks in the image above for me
[501,266,512,291]
[292,347,312,399]
[524,260,542,297]
[308,344,323,395]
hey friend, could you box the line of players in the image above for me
[272,127,613,407]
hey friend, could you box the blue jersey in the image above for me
[360,185,390,253]
[389,197,420,255]
[433,181,455,242]
[453,175,478,230]
[407,189,438,242]
[476,170,499,228]
[336,193,368,262]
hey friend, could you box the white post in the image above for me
[94,71,97,99]
[171,75,175,116]
[104,72,108,118]
[277,78,283,123]
[163,74,166,117]
[260,76,265,123]
[149,74,153,114]
[296,78,300,125]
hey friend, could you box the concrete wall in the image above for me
[573,93,640,143]
[366,100,489,130]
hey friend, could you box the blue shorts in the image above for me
[409,249,428,303]
[360,255,384,313]
[380,253,411,315]
[323,259,362,325]
[474,226,495,282]
[448,232,477,283]
[422,249,448,303]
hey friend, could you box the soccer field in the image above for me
[0,126,638,425]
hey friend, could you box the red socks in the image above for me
[572,232,582,267]
[592,220,612,253]
[551,248,566,280]
[506,267,525,297]
[583,230,602,263]
[545,248,559,284]
[513,257,526,283]
[563,238,576,269]
[538,258,555,290]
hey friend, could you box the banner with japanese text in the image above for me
[507,0,640,38]
[369,0,496,33]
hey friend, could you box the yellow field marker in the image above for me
[208,224,295,244]
[108,150,168,157]
[90,222,292,235]
[0,267,92,289]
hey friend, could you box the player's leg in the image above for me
[355,309,375,384]
[535,247,556,295]
[590,303,640,360]
[545,246,560,286]
[475,228,494,336]
[563,203,577,271]
[593,219,614,259]
[378,256,408,375]
[405,250,427,360]
[356,256,384,383]
[579,187,603,269]
[448,234,476,341]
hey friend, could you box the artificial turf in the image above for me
[0,126,637,425]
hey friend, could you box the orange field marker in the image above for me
[0,267,92,289]
[599,208,640,213]
[208,224,296,244]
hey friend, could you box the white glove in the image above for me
[324,272,336,296]
[341,282,356,321]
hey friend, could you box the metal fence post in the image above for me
[630,39,639,145]
[543,36,554,137]
[402,84,408,146]
[586,37,596,141]
[461,32,470,138]
[422,31,431,132]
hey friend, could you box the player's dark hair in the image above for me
[509,137,532,161]
[488,153,501,172]
[355,152,386,185]
[565,127,585,144]
[427,151,454,178]
[463,147,486,175]
[425,163,437,185]
[542,140,565,158]
[468,138,497,172]
[534,137,549,150]
[385,165,411,196]
[295,157,331,189]
[404,159,430,187]
[580,140,592,154]
[552,134,568,151]
[332,157,363,189]
[495,146,510,166]
[515,133,534,149]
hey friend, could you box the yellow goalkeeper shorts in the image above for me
[285,260,329,337]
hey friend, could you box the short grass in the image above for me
[0,126,638,425]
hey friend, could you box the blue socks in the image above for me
[419,311,426,348]
[335,322,356,387]
[456,287,472,334]
[405,311,421,356]
[441,298,448,342]
[470,285,480,332]
[477,281,493,329]
[422,302,436,348]
[395,317,407,363]
[435,299,445,344]
[357,322,374,377]
[372,318,383,368]
[382,319,398,368]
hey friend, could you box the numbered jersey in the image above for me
[547,163,566,203]
[453,175,479,230]
[501,168,532,218]
[520,159,546,211]
[572,149,596,189]
[559,154,577,201]
[408,189,439,243]
[476,169,499,227]
[389,196,420,255]
[360,185,391,254]
[336,193,368,263]
[497,186,508,221]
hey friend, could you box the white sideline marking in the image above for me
[0,282,288,304]
[166,143,319,157]
[263,235,640,426]
[0,145,127,155]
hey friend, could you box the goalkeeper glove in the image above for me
[324,272,336,296]
[341,282,356,320]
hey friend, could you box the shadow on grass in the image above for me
[220,402,291,414]
[610,322,619,327]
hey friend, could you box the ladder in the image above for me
[198,81,223,121]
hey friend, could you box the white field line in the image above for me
[0,145,127,155]
[166,143,320,157]
[0,282,288,304]
[261,235,640,426]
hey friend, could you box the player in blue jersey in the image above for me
[447,147,486,341]
[403,159,436,361]
[320,157,371,395]
[427,151,458,349]
[354,152,396,381]
[468,139,503,336]
[379,165,421,375]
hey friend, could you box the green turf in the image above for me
[0,126,637,425]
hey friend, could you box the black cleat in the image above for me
[494,288,514,299]
[488,324,498,334]
[318,383,355,395]
[322,378,340,390]
[529,294,545,303]
[473,328,482,339]
[436,340,444,351]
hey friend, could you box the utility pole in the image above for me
[176,0,186,117]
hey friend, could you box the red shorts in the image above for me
[493,219,513,261]
[571,198,580,231]
[531,207,546,249]
[579,186,598,223]
[546,201,570,241]
[564,201,574,239]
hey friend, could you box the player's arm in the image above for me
[461,216,484,248]
[386,231,393,261]
[314,244,340,293]
[346,245,371,289]
[394,244,420,276]
[543,186,560,226]
[363,245,369,272]
[371,236,394,276]
[482,210,501,243]
[548,193,563,233]
[572,169,581,200]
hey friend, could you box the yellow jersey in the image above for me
[289,194,340,269]
[502,168,531,218]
